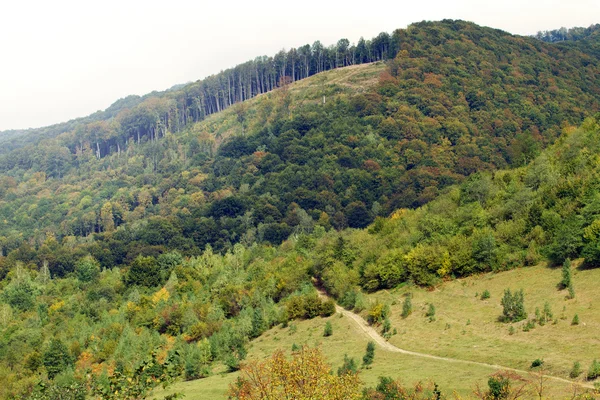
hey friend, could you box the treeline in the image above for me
[0,30,399,161]
[534,24,600,43]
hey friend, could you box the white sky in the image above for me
[0,0,598,131]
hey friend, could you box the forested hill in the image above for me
[2,20,599,157]
[0,26,396,155]
[1,20,600,263]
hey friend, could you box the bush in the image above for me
[367,302,390,325]
[426,303,436,322]
[481,289,491,300]
[320,299,336,317]
[382,318,392,335]
[337,354,358,376]
[401,294,412,318]
[568,284,575,300]
[531,358,544,368]
[588,359,600,380]
[570,361,582,378]
[500,289,526,322]
[560,259,572,289]
[572,314,580,325]
[363,341,375,367]
[323,321,333,337]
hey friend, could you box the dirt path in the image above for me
[317,289,594,390]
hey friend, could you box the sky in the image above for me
[0,0,598,131]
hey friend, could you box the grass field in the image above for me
[153,261,597,399]
[366,261,600,380]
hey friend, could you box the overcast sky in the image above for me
[0,0,598,131]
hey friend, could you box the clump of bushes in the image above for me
[285,293,335,321]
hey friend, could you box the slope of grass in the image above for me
[365,261,598,379]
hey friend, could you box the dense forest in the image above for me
[1,19,600,398]
[1,20,600,262]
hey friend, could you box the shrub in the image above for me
[481,289,491,300]
[363,341,375,367]
[531,358,544,368]
[500,289,526,322]
[508,326,515,335]
[572,314,580,325]
[320,299,336,317]
[382,318,392,335]
[560,259,572,289]
[426,303,436,322]
[367,302,389,325]
[401,294,413,318]
[568,284,575,300]
[337,354,358,376]
[570,361,582,378]
[323,321,333,337]
[588,359,600,380]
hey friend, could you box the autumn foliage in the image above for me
[228,346,362,400]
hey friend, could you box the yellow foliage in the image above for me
[229,346,362,400]
[49,300,65,315]
[152,287,170,305]
[390,208,408,220]
[584,219,600,241]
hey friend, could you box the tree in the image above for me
[500,289,527,323]
[337,354,358,376]
[401,294,413,318]
[362,341,375,367]
[228,346,361,400]
[323,321,333,337]
[43,339,72,379]
[124,256,162,287]
[75,255,100,283]
[559,258,572,289]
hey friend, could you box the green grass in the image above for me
[365,261,599,381]
[154,262,595,399]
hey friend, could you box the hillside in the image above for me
[2,19,600,399]
[2,21,600,264]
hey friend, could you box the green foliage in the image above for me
[337,354,358,376]
[530,358,544,368]
[91,349,181,399]
[323,321,333,337]
[500,289,526,323]
[588,359,600,380]
[560,259,572,289]
[2,277,36,312]
[481,290,491,300]
[570,361,582,378]
[184,339,212,380]
[401,294,412,318]
[426,303,436,322]
[486,375,511,399]
[363,341,375,367]
[572,314,580,325]
[124,256,162,287]
[536,302,553,326]
[75,256,101,283]
[42,339,72,380]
